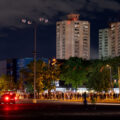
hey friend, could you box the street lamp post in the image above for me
[21,18,48,100]
[33,23,37,99]
[118,66,120,94]
[106,64,113,93]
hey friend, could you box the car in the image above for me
[0,93,17,104]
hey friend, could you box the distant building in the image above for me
[109,22,120,57]
[56,14,90,60]
[16,57,48,81]
[99,22,120,59]
[16,58,33,81]
[0,60,7,77]
[0,59,17,82]
[99,28,111,59]
[0,57,49,82]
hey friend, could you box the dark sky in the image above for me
[0,0,120,60]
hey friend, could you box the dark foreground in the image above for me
[1,100,120,120]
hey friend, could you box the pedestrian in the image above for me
[62,93,64,100]
[83,92,88,109]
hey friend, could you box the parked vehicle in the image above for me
[0,93,17,104]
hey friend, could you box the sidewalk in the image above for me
[16,98,120,104]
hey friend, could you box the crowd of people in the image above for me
[26,92,120,101]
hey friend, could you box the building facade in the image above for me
[110,22,120,57]
[0,59,17,82]
[16,58,33,81]
[99,28,111,59]
[0,57,49,82]
[99,22,120,59]
[56,14,90,60]
[0,60,7,77]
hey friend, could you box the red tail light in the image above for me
[14,97,17,100]
[5,96,10,101]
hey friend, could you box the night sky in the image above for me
[0,0,120,60]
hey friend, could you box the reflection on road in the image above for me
[2,104,19,111]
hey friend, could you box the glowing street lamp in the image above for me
[21,17,48,99]
[51,58,57,66]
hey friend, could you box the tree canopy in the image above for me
[20,59,61,94]
[60,56,120,92]
[60,57,90,88]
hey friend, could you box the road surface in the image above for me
[0,100,120,120]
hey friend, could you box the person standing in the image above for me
[83,92,88,109]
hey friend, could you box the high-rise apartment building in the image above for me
[56,14,90,60]
[99,22,120,59]
[110,22,120,57]
[99,28,111,59]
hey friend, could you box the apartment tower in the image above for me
[99,28,111,59]
[110,22,120,57]
[56,14,90,60]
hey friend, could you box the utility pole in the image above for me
[33,24,37,99]
[118,66,120,94]
[21,17,48,101]
[106,64,113,93]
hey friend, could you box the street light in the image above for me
[106,64,113,93]
[21,17,48,99]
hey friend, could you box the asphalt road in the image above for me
[0,100,120,120]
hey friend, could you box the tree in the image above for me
[21,59,61,96]
[87,64,111,92]
[21,60,46,94]
[60,57,90,89]
[0,75,9,91]
[0,75,16,91]
[17,69,26,91]
[43,61,61,96]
